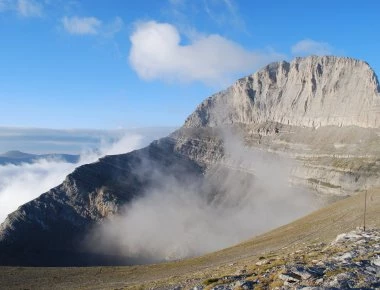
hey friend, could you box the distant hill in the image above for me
[0,150,80,165]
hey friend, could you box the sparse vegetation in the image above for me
[202,278,219,286]
[0,189,378,289]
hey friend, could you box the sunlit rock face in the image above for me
[185,56,380,129]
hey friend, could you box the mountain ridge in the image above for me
[185,56,380,129]
[1,55,380,266]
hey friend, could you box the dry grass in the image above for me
[0,189,379,289]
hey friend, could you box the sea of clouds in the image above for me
[0,127,173,222]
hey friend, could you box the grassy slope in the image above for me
[0,189,379,290]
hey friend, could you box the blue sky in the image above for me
[0,0,379,129]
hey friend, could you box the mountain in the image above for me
[1,56,380,266]
[0,150,80,165]
[185,56,380,129]
[0,139,203,266]
[180,56,380,195]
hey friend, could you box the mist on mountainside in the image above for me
[0,130,171,223]
[86,130,320,262]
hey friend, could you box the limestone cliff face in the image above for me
[184,56,380,129]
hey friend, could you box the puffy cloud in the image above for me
[291,39,333,56]
[129,21,284,85]
[61,16,102,35]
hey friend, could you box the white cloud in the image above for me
[0,0,42,17]
[129,21,284,85]
[61,16,124,37]
[291,39,333,56]
[0,159,78,223]
[0,129,171,223]
[62,16,102,35]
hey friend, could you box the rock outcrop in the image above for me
[190,228,380,289]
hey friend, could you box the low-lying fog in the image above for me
[0,127,173,222]
[86,130,321,263]
[0,127,321,264]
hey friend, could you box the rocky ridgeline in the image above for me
[184,56,380,129]
[179,56,380,196]
[188,228,380,289]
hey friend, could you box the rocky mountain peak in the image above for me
[184,56,380,129]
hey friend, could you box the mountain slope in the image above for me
[0,188,378,289]
[1,56,380,266]
[0,138,204,266]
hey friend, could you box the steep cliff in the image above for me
[184,56,380,129]
[178,56,380,195]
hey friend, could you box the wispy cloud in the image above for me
[129,21,284,85]
[203,0,246,32]
[0,0,42,17]
[61,16,102,35]
[61,15,123,37]
[103,16,124,38]
[166,0,246,34]
[168,0,186,6]
[292,39,333,56]
[17,0,42,17]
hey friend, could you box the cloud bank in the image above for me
[129,21,284,85]
[0,129,171,223]
[0,159,77,223]
[0,127,174,154]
